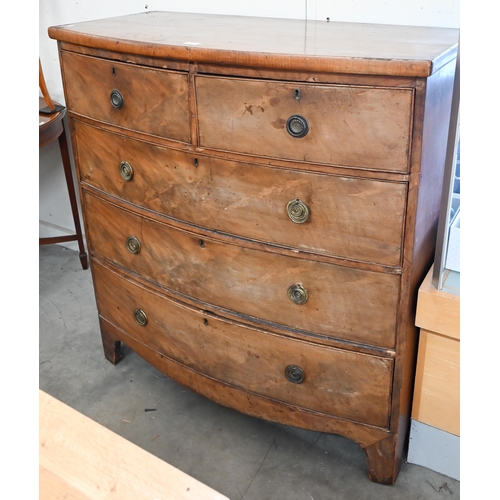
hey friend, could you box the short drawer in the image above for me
[75,120,406,267]
[196,75,413,172]
[61,51,190,142]
[93,260,393,428]
[84,192,400,348]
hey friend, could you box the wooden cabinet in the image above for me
[49,12,459,485]
[413,266,460,437]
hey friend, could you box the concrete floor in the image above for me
[39,244,460,500]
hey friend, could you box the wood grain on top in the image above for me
[48,11,458,77]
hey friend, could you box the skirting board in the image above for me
[407,419,460,480]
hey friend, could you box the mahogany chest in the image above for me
[49,12,458,484]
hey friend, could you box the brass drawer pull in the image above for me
[119,161,134,181]
[285,365,305,384]
[286,114,309,138]
[287,284,308,305]
[286,199,309,223]
[133,308,148,326]
[126,236,141,254]
[110,89,124,109]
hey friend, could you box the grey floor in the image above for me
[39,244,460,500]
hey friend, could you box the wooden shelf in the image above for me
[412,266,460,436]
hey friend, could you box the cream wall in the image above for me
[39,0,459,247]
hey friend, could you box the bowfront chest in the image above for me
[49,12,458,485]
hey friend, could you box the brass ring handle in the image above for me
[133,308,148,326]
[110,89,124,109]
[285,365,305,384]
[287,284,308,305]
[286,199,309,224]
[119,161,134,181]
[286,114,309,138]
[126,236,141,254]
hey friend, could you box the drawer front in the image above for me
[84,192,400,348]
[75,120,406,266]
[61,51,190,142]
[93,261,393,428]
[196,76,413,172]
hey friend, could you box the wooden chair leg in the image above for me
[58,125,89,270]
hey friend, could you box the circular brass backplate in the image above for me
[286,114,309,138]
[126,236,141,254]
[285,365,305,384]
[287,284,309,305]
[119,161,134,181]
[110,89,124,109]
[286,199,309,223]
[133,308,148,326]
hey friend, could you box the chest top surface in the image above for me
[48,11,458,77]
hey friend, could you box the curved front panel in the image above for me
[93,260,393,428]
[84,191,400,348]
[75,120,407,267]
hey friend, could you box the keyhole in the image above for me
[204,318,208,326]
[194,158,198,167]
[199,239,205,248]
[294,89,301,100]
[112,67,116,76]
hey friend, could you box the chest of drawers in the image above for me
[49,12,458,485]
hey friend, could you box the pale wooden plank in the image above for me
[40,465,90,500]
[415,266,460,340]
[39,390,229,500]
[411,330,460,436]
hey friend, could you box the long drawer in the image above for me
[84,192,400,348]
[196,75,414,172]
[75,120,406,267]
[61,51,191,142]
[93,260,393,428]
